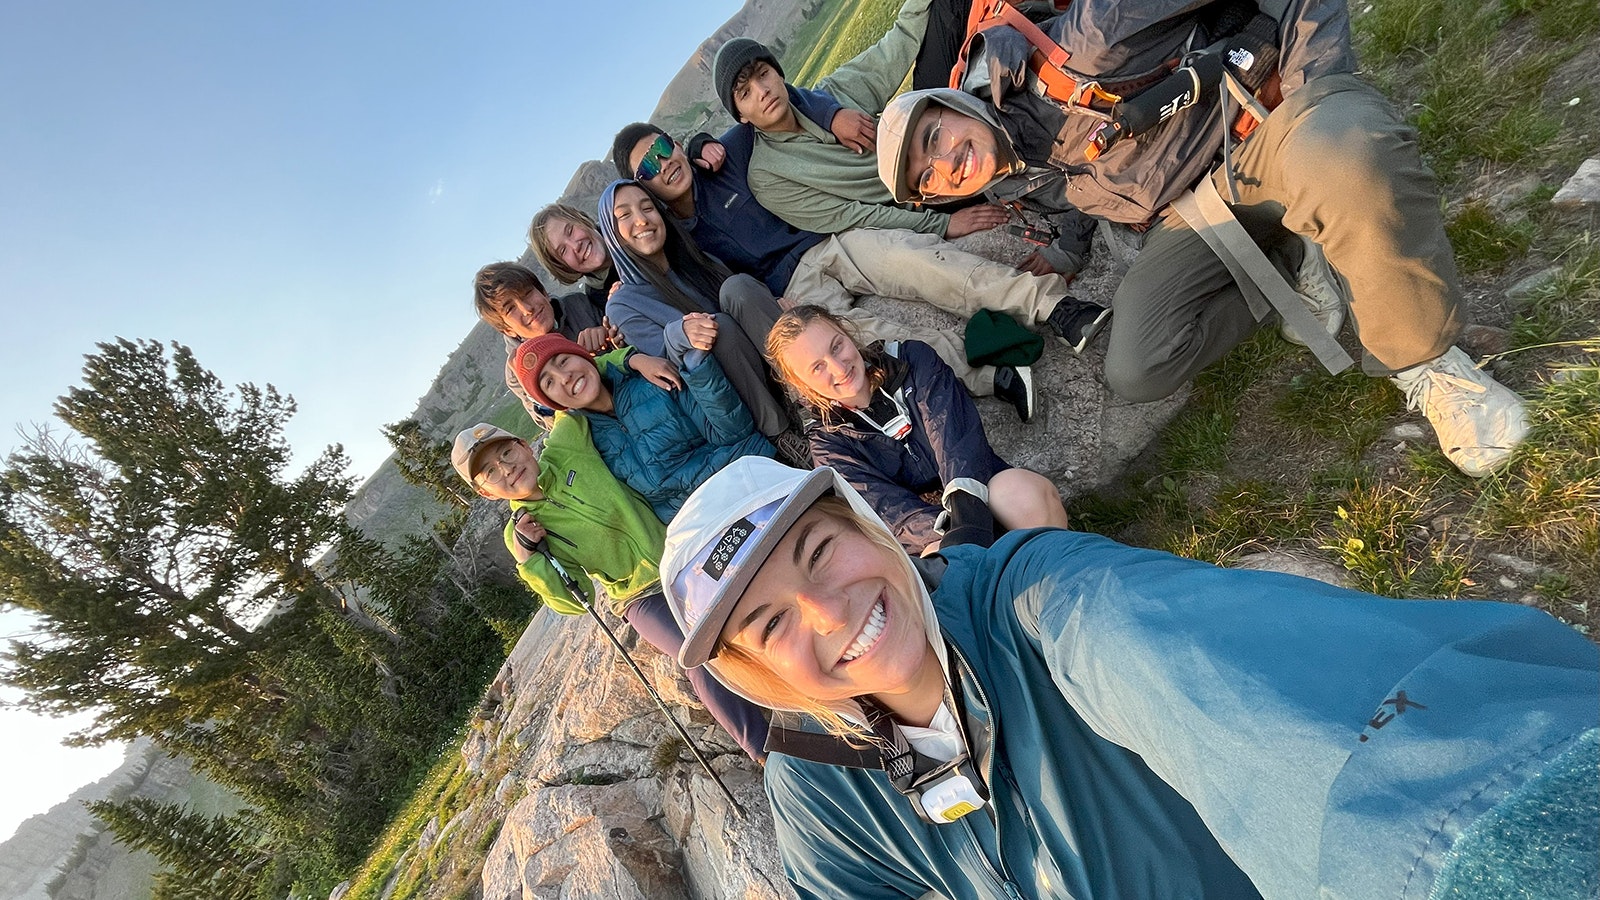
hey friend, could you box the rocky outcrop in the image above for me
[345,321,513,543]
[471,604,785,900]
[1552,156,1600,210]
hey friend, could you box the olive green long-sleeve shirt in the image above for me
[747,0,951,237]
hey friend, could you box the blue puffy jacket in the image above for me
[806,340,1007,553]
[577,354,775,522]
[766,528,1600,900]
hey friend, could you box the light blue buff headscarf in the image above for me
[596,179,656,287]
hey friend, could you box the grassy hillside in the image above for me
[784,0,901,84]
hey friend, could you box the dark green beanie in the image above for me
[965,309,1044,368]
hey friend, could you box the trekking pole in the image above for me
[529,537,744,814]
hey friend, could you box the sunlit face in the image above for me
[611,185,668,263]
[777,320,871,408]
[541,216,608,277]
[628,133,693,205]
[904,105,999,201]
[732,61,793,132]
[537,352,605,410]
[496,287,556,340]
[471,439,540,500]
[719,505,937,712]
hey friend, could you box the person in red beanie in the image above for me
[512,334,776,523]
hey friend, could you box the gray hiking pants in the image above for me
[662,273,791,438]
[1104,74,1464,402]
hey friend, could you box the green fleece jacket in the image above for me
[504,413,666,617]
[747,0,950,236]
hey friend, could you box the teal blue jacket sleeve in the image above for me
[971,528,1599,900]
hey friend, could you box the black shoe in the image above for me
[1046,297,1112,354]
[993,365,1035,423]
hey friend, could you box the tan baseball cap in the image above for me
[450,423,521,484]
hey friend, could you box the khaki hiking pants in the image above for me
[786,227,1071,395]
[1104,74,1464,402]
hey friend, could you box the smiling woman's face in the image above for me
[537,352,605,410]
[717,504,940,720]
[774,319,872,408]
[611,184,668,262]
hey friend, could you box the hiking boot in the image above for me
[1281,240,1347,347]
[993,364,1035,423]
[1390,346,1530,476]
[1046,296,1112,354]
[772,429,813,469]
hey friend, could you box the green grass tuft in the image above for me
[1164,479,1323,564]
[1473,359,1600,628]
[1325,484,1476,597]
[1275,368,1403,453]
[784,0,904,86]
[1504,0,1600,38]
[1446,202,1536,274]
[1511,237,1600,348]
[651,736,686,772]
[1357,0,1578,183]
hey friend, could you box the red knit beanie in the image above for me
[512,334,592,410]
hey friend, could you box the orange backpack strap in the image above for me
[947,0,1123,112]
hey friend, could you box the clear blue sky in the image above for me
[0,0,748,842]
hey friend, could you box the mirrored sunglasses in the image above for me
[634,134,674,181]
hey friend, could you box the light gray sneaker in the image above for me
[1390,346,1530,476]
[1282,239,1347,347]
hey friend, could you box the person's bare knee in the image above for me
[989,468,1069,531]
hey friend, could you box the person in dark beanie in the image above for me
[611,117,1036,416]
[711,2,1111,356]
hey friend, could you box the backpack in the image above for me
[948,0,1282,160]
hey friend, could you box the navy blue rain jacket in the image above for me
[806,340,1007,553]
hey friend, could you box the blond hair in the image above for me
[527,203,602,285]
[706,495,924,742]
[765,306,889,427]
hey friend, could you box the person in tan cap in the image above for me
[450,418,770,761]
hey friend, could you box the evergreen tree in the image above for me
[382,417,475,510]
[0,339,356,746]
[88,797,267,900]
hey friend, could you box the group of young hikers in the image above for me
[449,0,1597,896]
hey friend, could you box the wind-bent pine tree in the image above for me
[0,338,356,746]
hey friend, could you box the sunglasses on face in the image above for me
[634,134,674,182]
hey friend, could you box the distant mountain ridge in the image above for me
[0,740,221,900]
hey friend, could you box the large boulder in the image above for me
[478,608,781,900]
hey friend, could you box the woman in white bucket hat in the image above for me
[661,456,1598,900]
